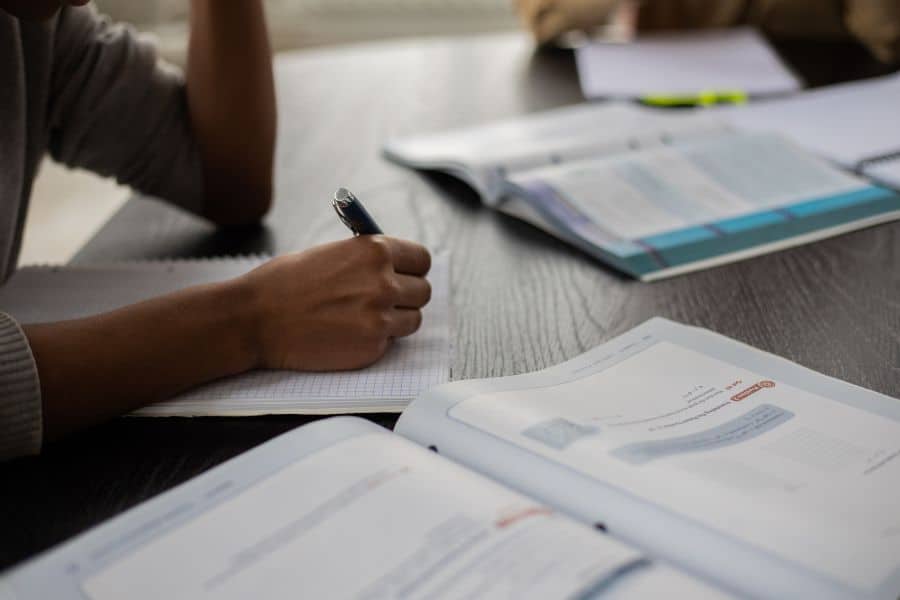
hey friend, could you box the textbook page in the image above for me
[509,132,861,241]
[723,71,900,169]
[383,103,728,205]
[397,319,900,600]
[0,256,451,415]
[505,132,900,279]
[1,417,729,600]
[576,27,801,99]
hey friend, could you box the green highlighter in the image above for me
[640,89,748,107]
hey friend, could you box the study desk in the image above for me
[1,32,898,571]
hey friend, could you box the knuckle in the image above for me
[371,274,398,302]
[366,236,393,265]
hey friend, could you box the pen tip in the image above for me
[335,187,350,202]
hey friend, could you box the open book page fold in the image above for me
[386,102,900,280]
[398,318,900,600]
[0,416,730,599]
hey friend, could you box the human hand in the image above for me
[239,236,432,371]
[514,0,621,45]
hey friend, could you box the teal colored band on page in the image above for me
[785,186,892,218]
[640,225,717,250]
[716,211,788,234]
[632,186,900,270]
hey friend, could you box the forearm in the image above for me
[187,0,276,225]
[23,280,259,441]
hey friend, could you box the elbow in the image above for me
[202,178,273,227]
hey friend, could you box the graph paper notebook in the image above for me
[0,255,451,415]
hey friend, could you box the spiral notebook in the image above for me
[0,256,451,415]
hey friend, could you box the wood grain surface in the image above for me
[1,32,897,571]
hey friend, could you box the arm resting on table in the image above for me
[23,279,257,444]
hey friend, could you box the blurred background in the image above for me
[22,0,519,265]
[96,0,517,64]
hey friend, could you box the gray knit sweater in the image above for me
[1,6,204,461]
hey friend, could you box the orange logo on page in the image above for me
[731,380,776,401]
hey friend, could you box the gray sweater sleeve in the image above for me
[46,6,205,214]
[0,312,41,461]
[0,7,209,460]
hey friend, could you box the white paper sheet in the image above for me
[723,72,900,169]
[864,158,900,190]
[576,27,801,99]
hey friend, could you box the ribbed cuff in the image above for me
[0,312,42,461]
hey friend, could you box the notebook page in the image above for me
[723,72,900,168]
[863,158,900,191]
[0,255,451,415]
[576,27,801,99]
[138,253,451,415]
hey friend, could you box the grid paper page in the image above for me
[138,253,451,415]
[0,255,451,416]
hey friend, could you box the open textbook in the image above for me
[4,319,899,599]
[0,257,451,415]
[384,103,900,280]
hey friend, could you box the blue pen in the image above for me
[332,187,383,236]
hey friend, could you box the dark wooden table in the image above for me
[2,32,898,571]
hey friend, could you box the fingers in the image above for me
[517,0,560,41]
[388,308,423,338]
[518,0,550,28]
[520,0,620,44]
[394,273,432,309]
[381,237,431,276]
[534,6,574,44]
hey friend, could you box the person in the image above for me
[515,0,900,64]
[0,1,432,461]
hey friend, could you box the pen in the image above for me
[332,187,383,236]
